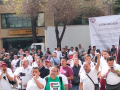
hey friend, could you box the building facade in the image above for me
[0,4,54,53]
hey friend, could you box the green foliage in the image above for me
[3,0,45,18]
[113,0,120,14]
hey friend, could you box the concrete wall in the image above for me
[46,25,91,53]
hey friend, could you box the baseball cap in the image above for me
[0,63,8,67]
[25,51,29,53]
[45,60,51,63]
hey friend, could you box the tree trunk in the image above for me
[31,16,37,43]
[55,23,66,50]
[57,39,61,49]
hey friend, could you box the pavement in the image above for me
[12,84,17,90]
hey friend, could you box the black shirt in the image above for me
[10,54,14,61]
[39,66,49,78]
[3,59,11,68]
[72,65,81,77]
[37,52,43,58]
[87,49,91,54]
[72,65,81,86]
[111,48,116,53]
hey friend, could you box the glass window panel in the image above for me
[1,15,6,28]
[17,17,22,27]
[2,13,45,28]
[28,20,32,27]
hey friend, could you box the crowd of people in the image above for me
[0,44,119,90]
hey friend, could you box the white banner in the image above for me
[89,15,120,50]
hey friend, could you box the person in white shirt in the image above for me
[56,65,68,90]
[67,53,82,67]
[32,56,39,67]
[11,55,19,72]
[100,50,110,69]
[25,51,33,66]
[0,63,14,90]
[79,53,100,90]
[99,50,110,90]
[79,54,95,73]
[54,47,62,59]
[26,67,46,90]
[18,49,24,58]
[69,47,76,56]
[101,57,120,90]
[14,59,32,90]
[18,54,25,67]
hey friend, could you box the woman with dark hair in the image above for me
[37,49,43,58]
[87,45,91,54]
[62,48,68,59]
[75,47,80,56]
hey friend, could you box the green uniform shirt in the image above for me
[45,75,65,90]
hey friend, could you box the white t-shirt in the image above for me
[26,77,46,90]
[11,59,19,72]
[100,57,108,70]
[80,62,95,73]
[14,66,32,89]
[54,50,62,59]
[32,62,38,67]
[0,68,14,90]
[100,57,116,70]
[80,68,98,90]
[101,64,120,85]
[69,60,82,67]
[58,73,68,85]
[69,50,76,55]
[26,55,33,65]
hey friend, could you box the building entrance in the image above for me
[3,37,44,54]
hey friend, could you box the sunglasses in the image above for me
[37,61,42,63]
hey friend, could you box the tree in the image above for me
[3,0,45,43]
[46,0,105,49]
[112,0,120,14]
[46,0,84,49]
[81,0,105,17]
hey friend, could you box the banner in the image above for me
[89,15,120,50]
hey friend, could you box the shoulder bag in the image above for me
[86,74,99,90]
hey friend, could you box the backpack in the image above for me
[45,76,62,85]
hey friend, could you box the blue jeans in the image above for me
[72,85,79,90]
[69,88,72,90]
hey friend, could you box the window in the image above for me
[3,36,45,53]
[54,14,89,26]
[1,13,45,29]
[0,0,4,5]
